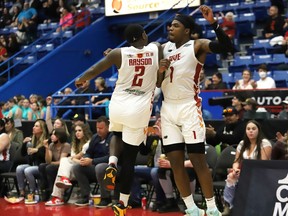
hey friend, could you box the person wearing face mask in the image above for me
[255,64,276,89]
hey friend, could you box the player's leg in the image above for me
[112,126,145,216]
[103,122,123,191]
[187,144,221,216]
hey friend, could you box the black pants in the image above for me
[72,164,97,199]
[38,163,59,192]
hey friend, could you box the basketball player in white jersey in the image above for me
[75,24,162,216]
[158,5,234,216]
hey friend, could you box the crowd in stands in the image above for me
[0,0,101,83]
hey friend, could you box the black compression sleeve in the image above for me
[209,21,234,54]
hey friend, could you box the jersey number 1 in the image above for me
[132,66,145,87]
[169,66,174,83]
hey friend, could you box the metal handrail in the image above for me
[51,0,199,119]
[0,8,98,80]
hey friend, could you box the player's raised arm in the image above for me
[197,5,234,54]
[75,48,121,88]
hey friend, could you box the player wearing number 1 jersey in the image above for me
[158,6,234,216]
[75,24,162,216]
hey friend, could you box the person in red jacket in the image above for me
[75,3,91,34]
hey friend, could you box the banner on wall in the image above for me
[224,89,288,114]
[233,160,288,216]
[105,0,201,16]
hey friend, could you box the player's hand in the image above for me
[200,5,215,24]
[159,59,170,73]
[75,78,85,88]
[103,48,112,56]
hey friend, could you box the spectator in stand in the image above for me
[9,0,22,17]
[41,0,60,24]
[278,100,288,119]
[232,69,255,90]
[206,107,246,152]
[39,128,71,201]
[21,98,31,120]
[75,3,91,33]
[29,94,38,104]
[56,7,73,32]
[198,68,207,90]
[222,120,271,215]
[45,123,92,206]
[15,2,38,45]
[16,119,49,201]
[56,80,94,119]
[263,5,285,39]
[64,87,73,95]
[205,72,228,90]
[46,96,71,138]
[271,129,288,160]
[242,98,271,120]
[88,77,112,119]
[0,7,12,28]
[38,98,47,119]
[0,35,8,48]
[7,33,20,56]
[231,96,245,120]
[2,101,9,117]
[10,5,21,27]
[255,64,276,89]
[220,12,236,40]
[0,40,8,65]
[7,98,22,119]
[4,117,23,148]
[28,102,41,121]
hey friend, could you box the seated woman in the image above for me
[39,128,71,201]
[28,102,41,121]
[16,119,49,203]
[56,7,73,32]
[45,123,92,206]
[232,69,255,90]
[222,120,272,215]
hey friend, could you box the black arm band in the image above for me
[209,21,234,54]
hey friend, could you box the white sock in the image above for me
[119,193,130,207]
[182,194,195,210]
[205,196,217,209]
[108,156,118,167]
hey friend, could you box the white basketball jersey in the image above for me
[114,43,158,96]
[162,40,203,103]
[109,43,159,128]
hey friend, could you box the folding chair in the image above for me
[212,145,236,211]
[0,142,24,196]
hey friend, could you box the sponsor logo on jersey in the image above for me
[137,53,143,58]
[124,88,145,96]
[127,54,133,58]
